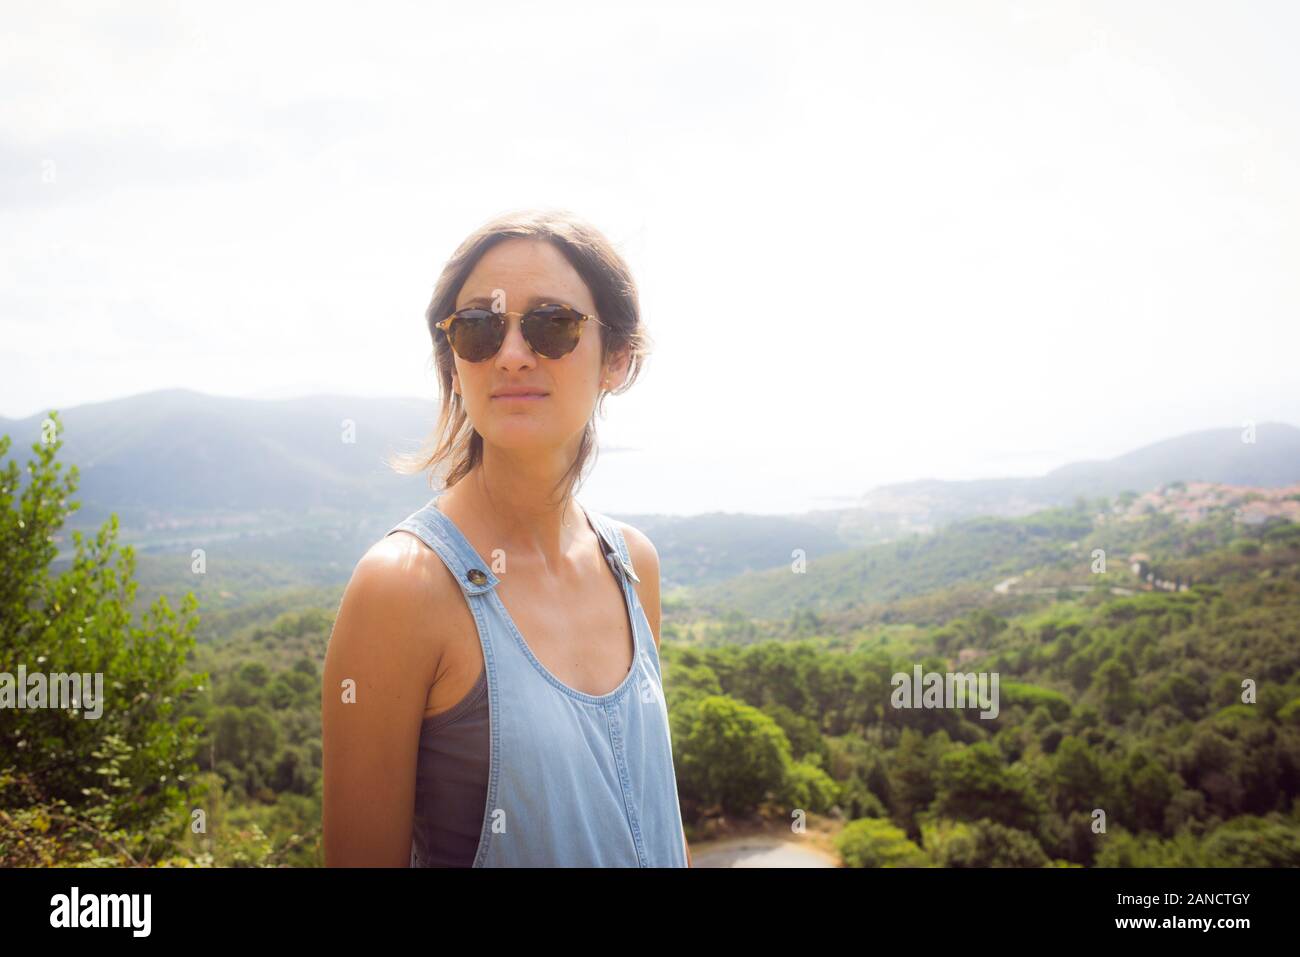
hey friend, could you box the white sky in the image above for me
[3,0,1298,515]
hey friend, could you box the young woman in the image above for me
[322,209,690,867]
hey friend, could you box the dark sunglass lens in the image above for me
[524,306,584,358]
[448,309,501,361]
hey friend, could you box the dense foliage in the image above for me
[4,415,1297,866]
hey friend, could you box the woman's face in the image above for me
[450,237,628,455]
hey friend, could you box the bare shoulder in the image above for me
[610,520,660,579]
[365,527,456,587]
[328,531,455,677]
[353,530,456,611]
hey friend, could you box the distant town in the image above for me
[1111,480,1300,527]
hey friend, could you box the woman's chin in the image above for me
[481,422,560,448]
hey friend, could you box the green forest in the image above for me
[3,414,1299,866]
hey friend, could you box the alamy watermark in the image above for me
[891,665,1000,719]
[0,665,105,719]
[49,887,150,936]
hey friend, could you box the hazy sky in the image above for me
[3,0,1297,514]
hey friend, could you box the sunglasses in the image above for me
[435,302,603,362]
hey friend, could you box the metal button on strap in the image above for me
[467,568,488,585]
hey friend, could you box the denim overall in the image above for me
[386,492,689,867]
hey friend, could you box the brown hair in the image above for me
[387,208,652,505]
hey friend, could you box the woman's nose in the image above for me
[496,316,536,366]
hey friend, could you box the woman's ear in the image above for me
[603,348,631,391]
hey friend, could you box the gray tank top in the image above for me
[412,667,489,867]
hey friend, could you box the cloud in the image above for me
[0,128,264,211]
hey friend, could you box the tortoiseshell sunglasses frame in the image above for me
[435,303,603,361]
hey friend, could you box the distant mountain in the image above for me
[843,422,1300,535]
[1042,422,1300,490]
[3,391,1297,601]
[1,388,442,528]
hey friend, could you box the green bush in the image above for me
[837,817,930,867]
[921,817,1049,867]
[0,413,207,863]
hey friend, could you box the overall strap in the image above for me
[583,505,640,585]
[385,495,501,597]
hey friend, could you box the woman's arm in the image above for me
[322,539,440,866]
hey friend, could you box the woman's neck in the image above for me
[446,452,584,567]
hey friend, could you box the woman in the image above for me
[322,208,690,867]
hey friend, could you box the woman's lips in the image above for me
[491,393,548,401]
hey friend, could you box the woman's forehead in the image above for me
[458,239,593,310]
